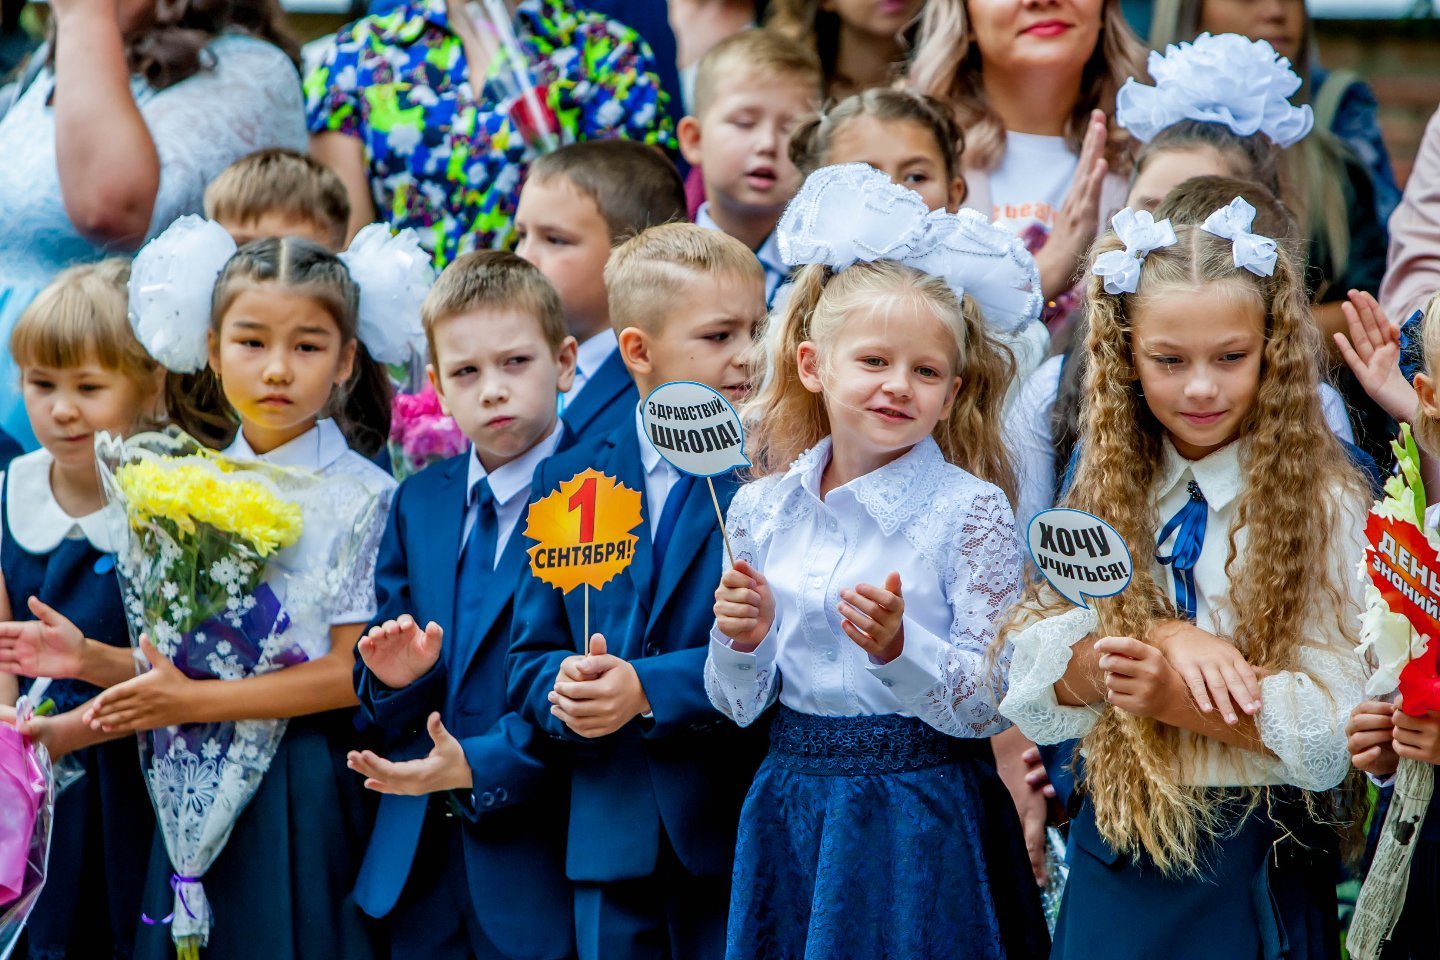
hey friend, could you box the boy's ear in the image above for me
[427,363,453,417]
[555,335,578,394]
[677,116,704,167]
[617,326,652,378]
[796,341,824,395]
[1417,372,1437,422]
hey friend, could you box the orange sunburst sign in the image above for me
[524,468,643,594]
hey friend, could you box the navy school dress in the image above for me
[1,454,154,960]
[1054,789,1341,960]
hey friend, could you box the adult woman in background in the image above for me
[0,0,306,450]
[767,0,923,99]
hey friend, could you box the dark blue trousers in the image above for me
[390,805,508,960]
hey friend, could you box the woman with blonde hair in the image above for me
[908,0,1147,331]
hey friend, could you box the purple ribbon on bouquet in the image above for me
[141,874,203,925]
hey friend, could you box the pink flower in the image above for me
[389,384,469,479]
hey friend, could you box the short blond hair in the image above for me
[11,259,159,388]
[691,28,822,119]
[605,223,764,334]
[422,251,567,363]
[203,148,351,249]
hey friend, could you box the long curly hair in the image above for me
[907,0,1146,173]
[1016,221,1366,874]
[745,260,1016,501]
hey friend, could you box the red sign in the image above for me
[1365,512,1440,715]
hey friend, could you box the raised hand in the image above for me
[0,596,88,679]
[1037,109,1110,300]
[839,571,905,664]
[357,615,443,690]
[1333,289,1416,421]
[714,559,775,652]
[347,711,472,795]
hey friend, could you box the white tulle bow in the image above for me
[128,216,238,373]
[1200,196,1278,278]
[1116,32,1314,148]
[776,163,1042,334]
[1092,208,1178,295]
[337,223,433,365]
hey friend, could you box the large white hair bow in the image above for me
[1116,32,1313,148]
[776,163,1042,334]
[1200,196,1278,278]
[1092,208,1178,295]
[129,220,434,374]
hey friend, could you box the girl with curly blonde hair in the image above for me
[999,205,1370,959]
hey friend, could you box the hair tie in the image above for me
[1200,196,1278,278]
[775,163,1042,334]
[1116,32,1314,148]
[1092,208,1178,296]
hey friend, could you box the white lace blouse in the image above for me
[705,436,1021,738]
[999,439,1369,791]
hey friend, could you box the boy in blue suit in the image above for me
[515,140,689,441]
[347,251,580,960]
[507,223,770,960]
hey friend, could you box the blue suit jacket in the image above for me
[353,438,576,960]
[560,349,637,443]
[506,423,768,883]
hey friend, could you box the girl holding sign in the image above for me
[999,205,1371,959]
[704,163,1049,959]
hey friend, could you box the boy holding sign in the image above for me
[344,252,579,960]
[507,223,768,960]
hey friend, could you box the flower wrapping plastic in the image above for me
[0,691,55,960]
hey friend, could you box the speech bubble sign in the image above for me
[524,468,643,594]
[1026,508,1133,609]
[640,381,749,478]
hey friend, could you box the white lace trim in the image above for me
[999,606,1105,744]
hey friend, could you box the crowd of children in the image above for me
[2,20,1440,960]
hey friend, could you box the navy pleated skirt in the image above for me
[1054,790,1341,960]
[725,707,1050,960]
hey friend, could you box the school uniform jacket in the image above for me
[560,348,638,442]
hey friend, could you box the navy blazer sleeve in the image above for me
[631,645,717,739]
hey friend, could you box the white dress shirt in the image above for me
[636,404,683,540]
[704,436,1021,737]
[462,422,564,561]
[565,328,619,409]
[1000,438,1369,791]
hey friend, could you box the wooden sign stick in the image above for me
[707,477,735,568]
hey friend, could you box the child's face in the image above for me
[209,287,356,454]
[22,351,155,475]
[514,175,614,342]
[428,308,577,472]
[824,115,966,212]
[621,269,764,402]
[679,72,815,221]
[1127,146,1236,213]
[218,212,339,250]
[1131,284,1265,461]
[798,299,962,468]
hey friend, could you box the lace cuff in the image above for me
[704,627,778,728]
[1255,644,1365,791]
[999,606,1105,744]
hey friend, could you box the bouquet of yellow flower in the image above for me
[96,430,337,959]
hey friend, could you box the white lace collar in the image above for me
[783,435,952,535]
[224,419,349,471]
[3,448,117,553]
[1156,437,1243,510]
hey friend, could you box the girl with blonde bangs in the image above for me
[1000,216,1370,959]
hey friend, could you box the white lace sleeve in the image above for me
[324,457,396,626]
[704,478,781,726]
[868,488,1023,737]
[142,35,308,238]
[999,605,1105,744]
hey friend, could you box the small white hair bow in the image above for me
[776,163,1042,334]
[1092,208,1178,296]
[129,218,434,374]
[1200,196,1278,278]
[1116,32,1314,148]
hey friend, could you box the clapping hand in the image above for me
[347,712,472,795]
[358,615,443,690]
[839,572,905,664]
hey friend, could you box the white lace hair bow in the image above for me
[1116,32,1314,148]
[776,163,1042,334]
[1092,208,1178,295]
[1200,196,1278,277]
[128,217,434,374]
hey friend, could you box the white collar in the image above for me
[224,419,350,471]
[1156,437,1243,510]
[3,448,117,553]
[575,328,618,378]
[697,201,782,272]
[635,403,678,481]
[466,421,564,507]
[781,435,951,535]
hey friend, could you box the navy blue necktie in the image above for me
[652,474,695,566]
[455,478,498,647]
[1155,479,1207,622]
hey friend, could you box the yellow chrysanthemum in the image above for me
[115,458,303,557]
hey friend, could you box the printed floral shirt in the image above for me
[305,0,675,267]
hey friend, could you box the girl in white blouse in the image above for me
[999,206,1370,960]
[705,163,1050,959]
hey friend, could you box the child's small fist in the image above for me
[714,559,774,652]
[1347,700,1400,777]
[1393,704,1440,766]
